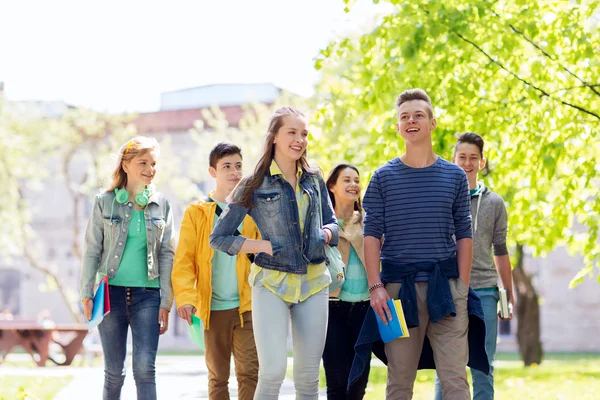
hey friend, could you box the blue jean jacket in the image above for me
[80,191,175,310]
[209,171,339,274]
[348,258,489,388]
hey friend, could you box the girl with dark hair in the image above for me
[322,164,371,399]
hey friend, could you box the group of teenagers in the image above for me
[80,88,514,400]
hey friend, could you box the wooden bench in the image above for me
[0,321,89,366]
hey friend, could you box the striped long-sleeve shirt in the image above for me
[363,156,472,264]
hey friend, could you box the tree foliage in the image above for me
[313,0,600,283]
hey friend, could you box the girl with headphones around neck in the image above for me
[80,136,175,400]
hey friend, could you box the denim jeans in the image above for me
[251,283,329,400]
[98,285,161,400]
[434,287,499,400]
[322,300,371,400]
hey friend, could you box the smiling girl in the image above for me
[80,136,175,400]
[322,164,371,399]
[210,107,339,399]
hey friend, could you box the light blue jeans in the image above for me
[251,282,329,400]
[434,287,499,400]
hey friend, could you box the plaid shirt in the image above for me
[248,161,330,303]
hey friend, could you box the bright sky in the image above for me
[0,0,390,113]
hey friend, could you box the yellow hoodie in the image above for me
[171,195,260,330]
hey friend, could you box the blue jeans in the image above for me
[434,287,499,400]
[322,300,370,400]
[98,286,161,400]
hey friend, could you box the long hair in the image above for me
[106,136,160,193]
[325,163,363,214]
[233,107,316,208]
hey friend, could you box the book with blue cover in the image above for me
[375,298,410,343]
[88,276,111,331]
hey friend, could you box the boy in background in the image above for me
[172,143,260,400]
[435,132,514,400]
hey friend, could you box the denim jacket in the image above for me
[80,190,175,310]
[209,170,339,274]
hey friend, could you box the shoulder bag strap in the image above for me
[206,197,255,263]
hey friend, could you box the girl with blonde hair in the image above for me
[80,136,175,400]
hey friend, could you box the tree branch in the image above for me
[453,31,600,121]
[1,149,83,323]
[16,185,84,323]
[491,9,600,98]
[62,144,84,262]
[546,84,600,95]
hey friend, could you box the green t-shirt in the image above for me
[210,199,241,310]
[338,220,370,302]
[110,210,160,288]
[338,244,370,302]
[470,185,483,196]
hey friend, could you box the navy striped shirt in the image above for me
[363,156,472,263]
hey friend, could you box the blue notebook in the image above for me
[375,298,409,343]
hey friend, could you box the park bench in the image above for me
[0,320,88,366]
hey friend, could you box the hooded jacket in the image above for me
[470,184,509,289]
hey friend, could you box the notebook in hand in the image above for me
[189,315,205,351]
[88,276,111,331]
[498,287,511,318]
[375,298,410,343]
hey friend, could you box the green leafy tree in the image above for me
[312,0,600,365]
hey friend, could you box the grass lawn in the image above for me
[0,376,72,400]
[287,353,599,399]
[355,353,600,399]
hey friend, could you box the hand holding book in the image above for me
[88,276,111,331]
[375,298,410,343]
[498,288,513,320]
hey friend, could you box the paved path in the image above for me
[1,354,327,399]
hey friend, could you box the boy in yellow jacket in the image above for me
[172,143,260,400]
